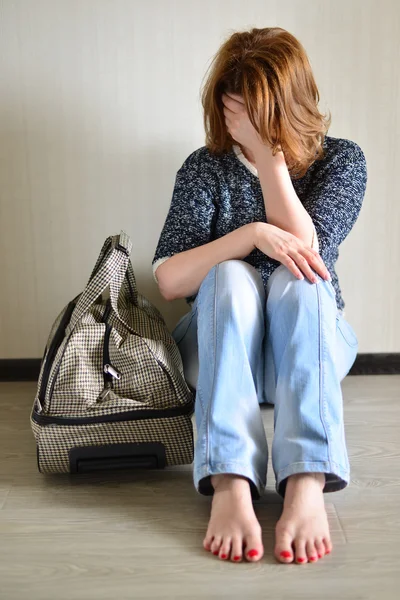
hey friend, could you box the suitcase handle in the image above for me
[66,231,138,337]
[68,442,166,473]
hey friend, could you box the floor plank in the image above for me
[0,377,399,600]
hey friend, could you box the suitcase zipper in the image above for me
[31,399,194,426]
[99,364,122,400]
[97,301,121,403]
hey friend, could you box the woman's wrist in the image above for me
[253,143,285,165]
[252,222,269,250]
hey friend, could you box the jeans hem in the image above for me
[275,460,350,498]
[194,461,265,501]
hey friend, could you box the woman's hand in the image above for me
[222,92,266,154]
[254,222,331,283]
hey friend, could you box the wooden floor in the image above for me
[0,377,399,600]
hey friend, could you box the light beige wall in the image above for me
[0,0,398,357]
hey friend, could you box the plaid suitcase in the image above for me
[30,231,195,474]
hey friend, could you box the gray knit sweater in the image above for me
[152,136,368,313]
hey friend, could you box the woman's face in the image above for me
[226,92,279,138]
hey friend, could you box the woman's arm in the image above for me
[253,145,315,247]
[155,223,258,301]
[300,142,368,265]
[156,221,330,301]
[221,91,316,247]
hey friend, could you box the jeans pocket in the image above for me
[336,315,358,348]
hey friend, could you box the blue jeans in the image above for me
[171,260,358,501]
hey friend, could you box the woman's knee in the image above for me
[201,259,265,305]
[266,264,336,313]
[197,260,266,353]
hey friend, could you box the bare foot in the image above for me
[274,473,333,564]
[203,474,264,562]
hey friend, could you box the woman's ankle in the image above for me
[211,473,251,492]
[285,472,326,497]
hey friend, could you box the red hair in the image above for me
[200,27,331,178]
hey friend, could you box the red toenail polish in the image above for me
[309,556,317,561]
[280,551,292,558]
[221,554,227,559]
[326,550,331,554]
[213,551,219,555]
[233,556,241,561]
[248,549,258,557]
[298,557,306,562]
[318,553,323,558]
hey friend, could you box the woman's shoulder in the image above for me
[177,145,228,172]
[318,135,367,174]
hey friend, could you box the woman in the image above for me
[152,27,367,565]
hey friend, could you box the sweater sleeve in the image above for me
[302,141,367,264]
[151,149,218,284]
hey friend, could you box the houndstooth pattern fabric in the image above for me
[67,243,129,335]
[41,300,190,416]
[31,231,194,473]
[31,413,194,473]
[36,304,69,397]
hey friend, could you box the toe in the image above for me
[324,537,333,555]
[231,537,243,562]
[244,533,264,562]
[315,539,325,559]
[219,538,232,560]
[306,540,318,562]
[274,530,294,563]
[210,536,222,555]
[203,535,213,552]
[294,539,307,564]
